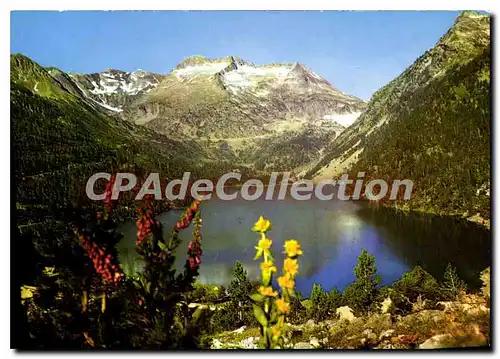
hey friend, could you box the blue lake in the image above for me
[117,196,491,296]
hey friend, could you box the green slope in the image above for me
[11,55,239,225]
[351,46,490,217]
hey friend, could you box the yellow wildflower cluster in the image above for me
[284,239,303,258]
[258,286,278,297]
[276,240,303,307]
[250,216,303,349]
[253,216,272,233]
[275,298,290,313]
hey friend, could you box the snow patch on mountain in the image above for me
[94,101,123,113]
[88,70,158,96]
[222,65,292,93]
[173,62,230,79]
[323,112,362,127]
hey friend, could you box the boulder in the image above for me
[336,306,356,322]
[418,334,453,349]
[380,296,393,314]
[310,337,320,348]
[294,342,314,349]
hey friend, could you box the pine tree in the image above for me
[343,248,381,314]
[309,284,342,321]
[227,261,254,323]
[441,263,467,300]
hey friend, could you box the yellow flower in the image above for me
[283,258,299,276]
[275,298,290,313]
[284,239,303,257]
[254,237,272,260]
[261,262,277,274]
[256,237,272,251]
[253,216,272,233]
[277,275,295,290]
[272,326,281,337]
[258,286,278,297]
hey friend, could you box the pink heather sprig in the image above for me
[187,212,203,271]
[175,200,200,231]
[136,198,156,246]
[79,232,123,286]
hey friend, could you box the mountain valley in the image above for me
[11,11,491,218]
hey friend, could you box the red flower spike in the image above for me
[78,231,123,286]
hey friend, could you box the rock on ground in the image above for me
[336,306,356,322]
[418,334,454,349]
[294,342,314,349]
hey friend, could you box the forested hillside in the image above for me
[309,11,490,218]
[11,54,241,227]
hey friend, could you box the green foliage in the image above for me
[228,261,254,302]
[308,284,343,321]
[185,283,226,304]
[287,296,309,325]
[441,263,467,300]
[208,261,256,332]
[342,248,381,315]
[480,267,490,302]
[390,266,442,314]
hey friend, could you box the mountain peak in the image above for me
[457,10,489,20]
[174,55,209,70]
[174,55,252,72]
[435,10,490,59]
[286,62,330,87]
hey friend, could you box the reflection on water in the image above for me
[117,197,491,296]
[356,206,491,288]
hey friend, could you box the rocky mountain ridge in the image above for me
[118,55,366,172]
[13,53,366,174]
[122,55,366,139]
[47,67,165,112]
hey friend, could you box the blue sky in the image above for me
[11,11,461,100]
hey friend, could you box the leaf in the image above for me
[253,304,268,327]
[262,271,272,286]
[83,332,95,347]
[158,241,167,251]
[254,249,263,260]
[250,293,265,302]
[269,309,278,324]
[265,249,274,262]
